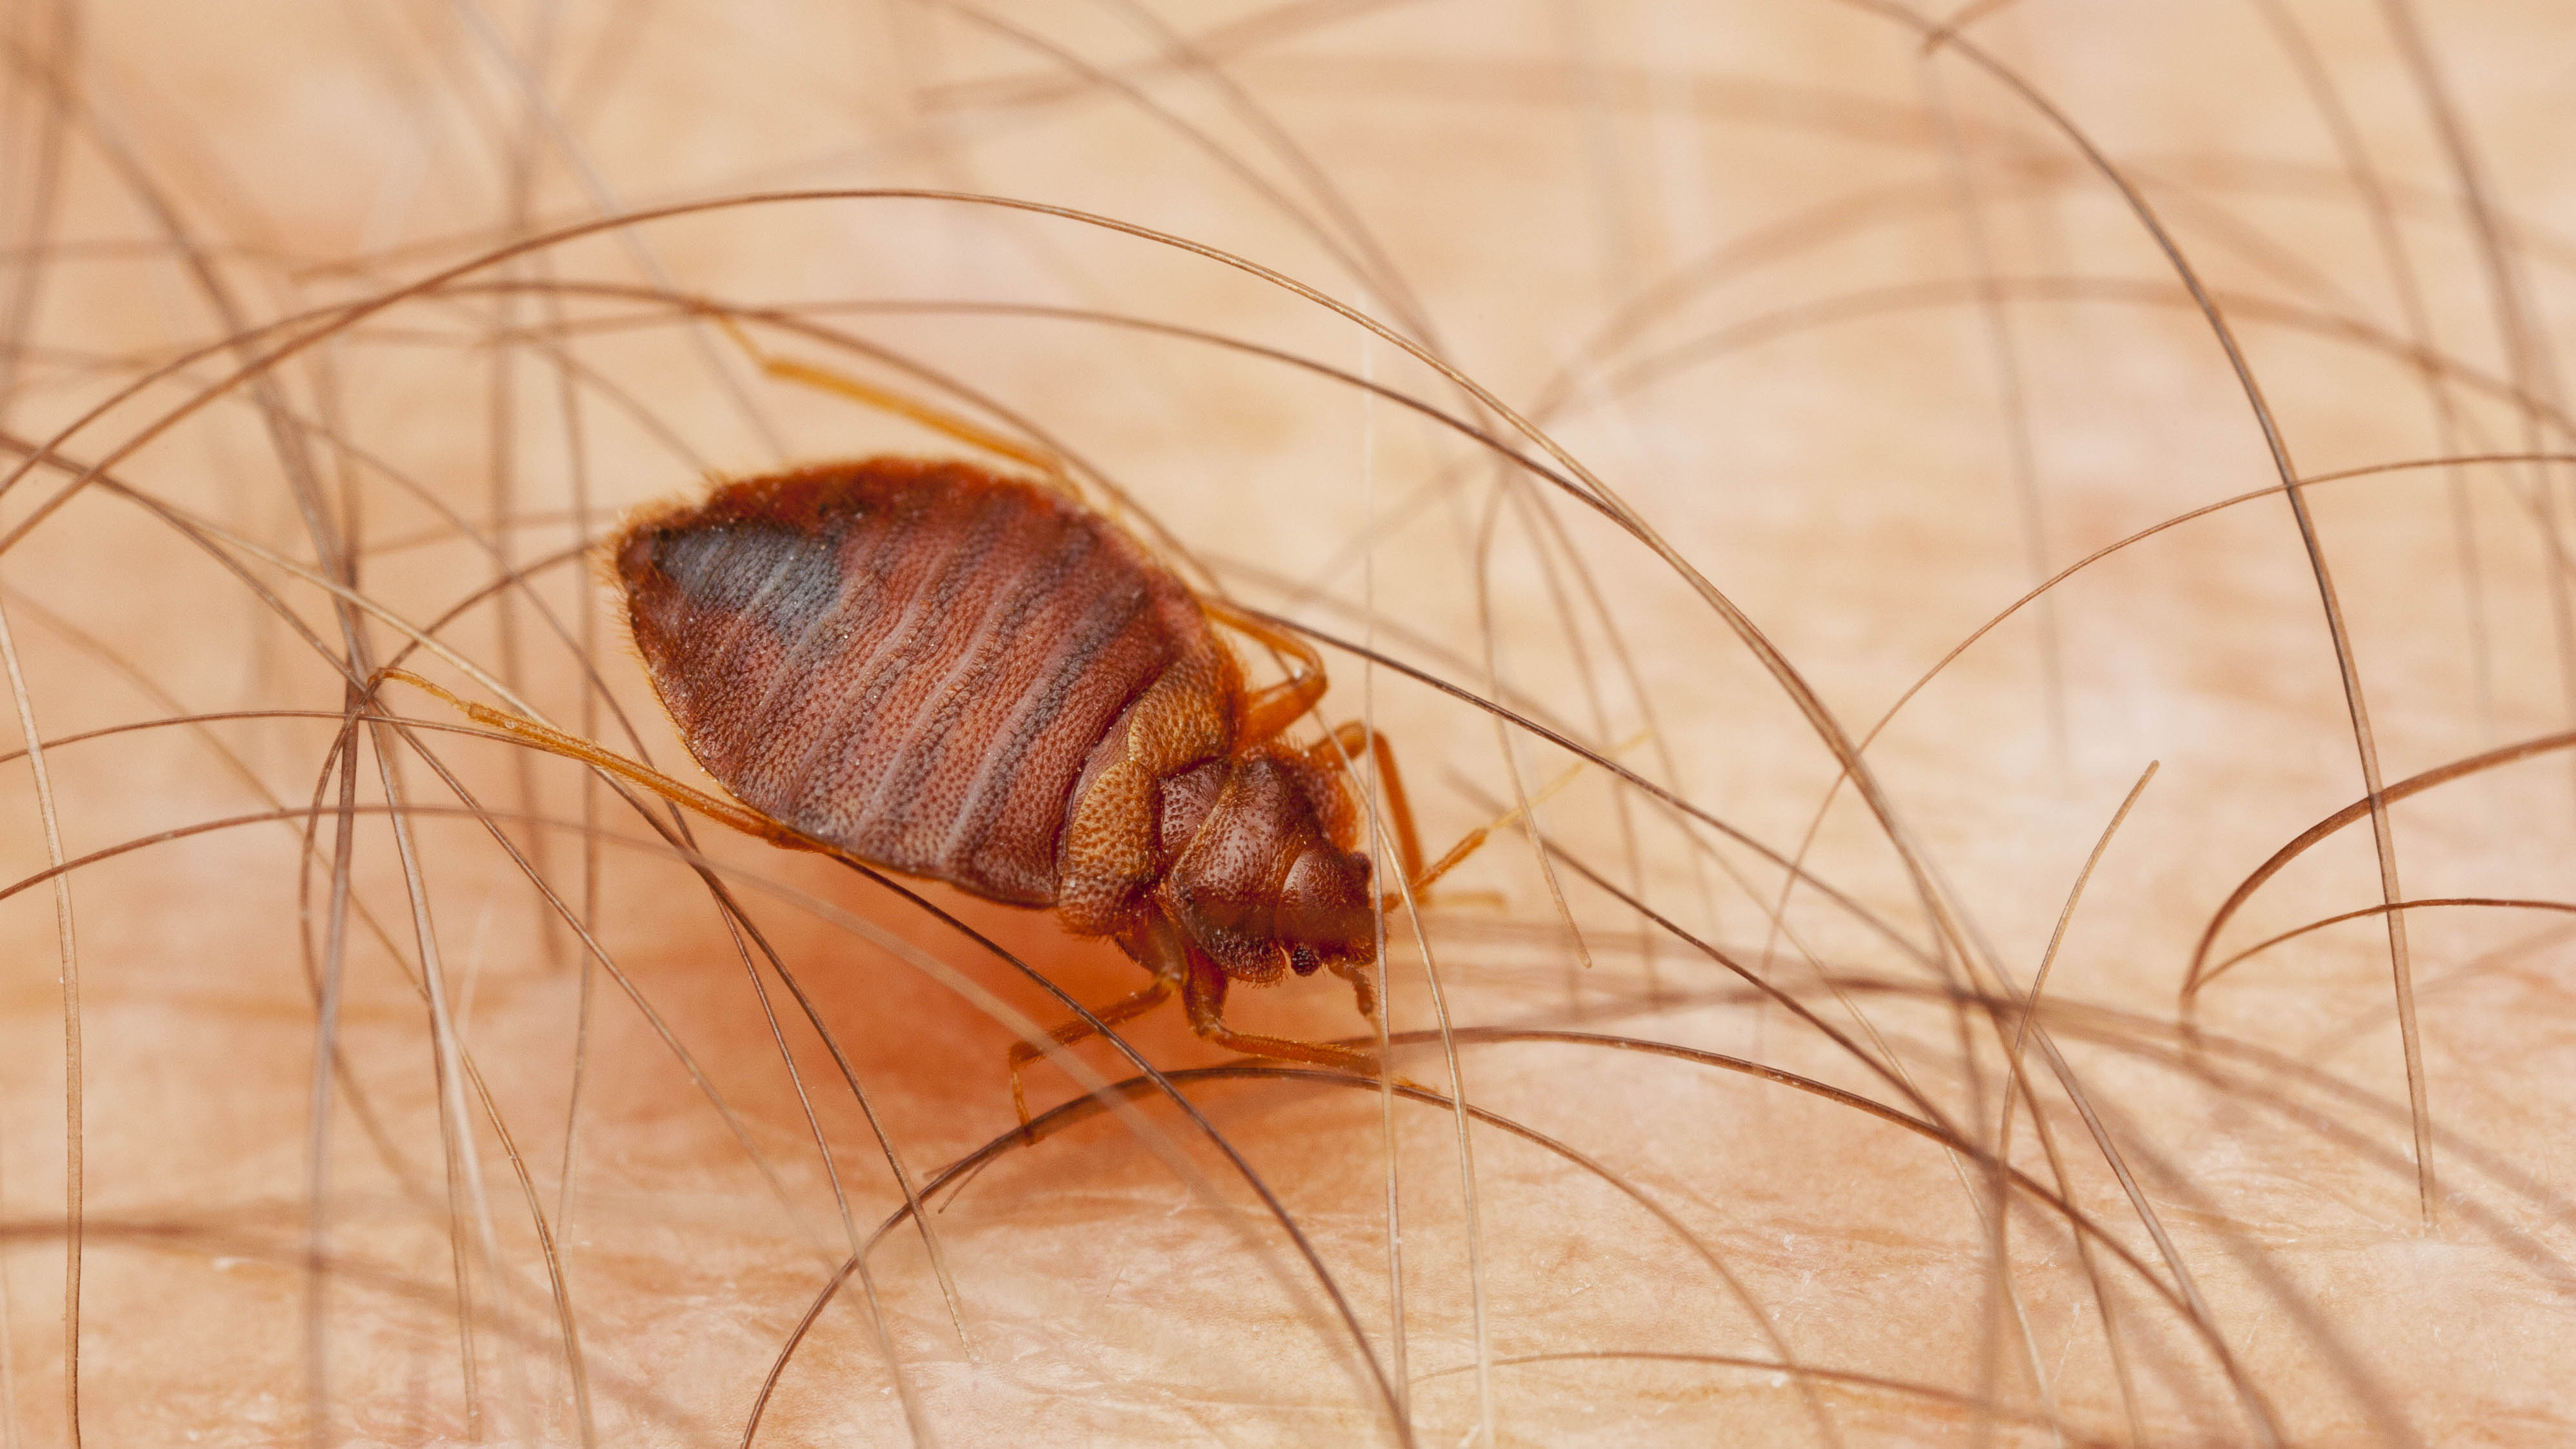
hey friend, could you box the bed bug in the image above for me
[601,456,1435,1119]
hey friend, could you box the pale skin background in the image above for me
[1,1,2573,1444]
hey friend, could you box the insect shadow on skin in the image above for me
[386,453,1475,1130]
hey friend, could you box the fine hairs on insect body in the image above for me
[5,3,2576,1446]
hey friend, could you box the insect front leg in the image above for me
[1181,950,1379,1078]
[1375,743,1614,916]
[1008,973,1176,1139]
[1306,720,1426,890]
[1007,913,1200,1135]
[1305,719,1509,919]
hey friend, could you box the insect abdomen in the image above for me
[618,459,1219,905]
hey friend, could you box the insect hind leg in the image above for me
[375,668,815,850]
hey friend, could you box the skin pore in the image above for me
[3,1,2575,1443]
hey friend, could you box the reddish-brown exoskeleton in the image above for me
[595,457,1433,1120]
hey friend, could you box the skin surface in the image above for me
[3,2,2575,1444]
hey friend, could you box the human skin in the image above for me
[3,1,2575,1444]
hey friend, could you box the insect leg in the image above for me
[1183,951,1379,1077]
[1203,600,1331,745]
[1307,720,1426,891]
[1008,974,1177,1136]
[1385,749,1606,913]
[376,668,815,851]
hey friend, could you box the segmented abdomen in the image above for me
[617,459,1215,905]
